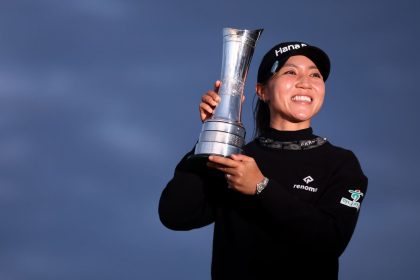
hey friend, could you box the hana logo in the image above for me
[303,176,314,184]
[340,189,364,210]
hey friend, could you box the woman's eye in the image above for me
[311,72,322,78]
[284,70,296,75]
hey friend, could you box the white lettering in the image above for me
[302,140,316,147]
[293,184,318,193]
[274,43,308,57]
[340,198,360,210]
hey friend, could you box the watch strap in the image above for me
[256,177,269,195]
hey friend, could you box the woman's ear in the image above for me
[255,83,266,102]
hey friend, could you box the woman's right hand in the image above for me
[199,80,221,123]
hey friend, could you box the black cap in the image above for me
[257,42,330,84]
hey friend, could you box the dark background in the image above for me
[0,0,419,279]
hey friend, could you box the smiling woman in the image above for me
[254,42,331,135]
[256,55,326,130]
[159,41,368,280]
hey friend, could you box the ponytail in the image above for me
[253,96,270,138]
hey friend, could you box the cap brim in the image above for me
[285,46,330,81]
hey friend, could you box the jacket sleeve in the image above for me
[256,150,368,257]
[158,146,226,231]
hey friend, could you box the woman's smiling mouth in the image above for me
[291,95,312,103]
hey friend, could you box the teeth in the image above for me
[292,95,312,102]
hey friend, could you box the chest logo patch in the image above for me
[340,189,364,210]
[303,176,314,184]
[293,176,318,193]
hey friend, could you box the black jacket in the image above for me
[159,127,368,279]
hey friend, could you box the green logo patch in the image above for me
[340,189,363,210]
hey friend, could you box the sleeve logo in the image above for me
[340,189,364,210]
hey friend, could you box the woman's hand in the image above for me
[207,154,265,195]
[199,80,245,123]
[199,80,221,123]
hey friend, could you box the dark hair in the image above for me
[253,94,270,138]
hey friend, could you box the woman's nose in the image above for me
[296,75,311,89]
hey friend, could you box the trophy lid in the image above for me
[223,28,263,46]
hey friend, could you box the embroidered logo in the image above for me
[293,176,317,192]
[274,43,308,57]
[303,176,314,184]
[340,189,364,210]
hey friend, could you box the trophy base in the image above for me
[194,120,245,158]
[194,142,243,157]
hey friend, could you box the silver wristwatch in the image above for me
[256,177,269,195]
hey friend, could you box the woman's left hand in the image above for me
[207,154,265,195]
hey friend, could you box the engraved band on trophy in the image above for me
[193,27,263,158]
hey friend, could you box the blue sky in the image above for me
[0,0,419,279]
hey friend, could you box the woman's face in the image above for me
[261,55,326,129]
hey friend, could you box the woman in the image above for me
[159,42,368,279]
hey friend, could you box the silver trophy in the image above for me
[193,27,263,158]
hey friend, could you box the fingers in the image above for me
[201,93,219,107]
[207,154,253,165]
[230,154,253,162]
[208,155,239,168]
[199,103,214,120]
[199,86,221,122]
[199,81,221,122]
[214,80,221,93]
[207,162,237,175]
[225,173,234,189]
[207,153,262,195]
